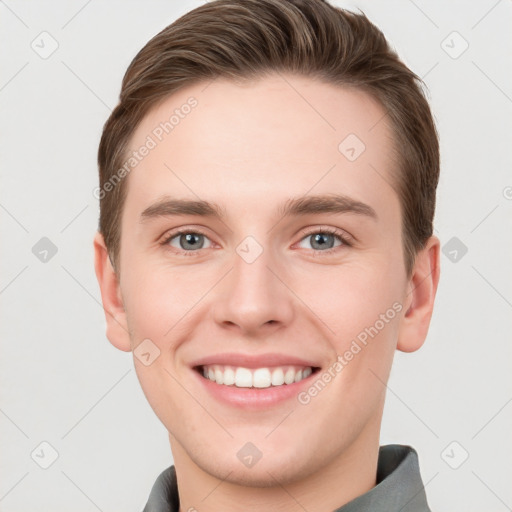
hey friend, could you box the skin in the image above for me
[94,73,440,512]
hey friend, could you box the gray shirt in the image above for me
[142,444,432,512]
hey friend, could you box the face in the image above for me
[97,73,425,486]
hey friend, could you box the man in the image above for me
[93,0,440,510]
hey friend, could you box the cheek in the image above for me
[297,260,403,343]
[122,261,206,342]
[122,266,200,425]
[314,263,403,402]
[299,258,404,409]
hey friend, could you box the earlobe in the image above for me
[93,231,132,352]
[397,236,441,353]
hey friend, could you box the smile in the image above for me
[197,364,316,388]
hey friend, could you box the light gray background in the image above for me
[1,0,511,511]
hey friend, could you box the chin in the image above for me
[190,445,318,488]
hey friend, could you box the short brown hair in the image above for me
[97,0,439,277]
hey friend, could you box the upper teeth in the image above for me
[201,365,313,388]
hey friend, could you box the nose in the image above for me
[212,240,294,336]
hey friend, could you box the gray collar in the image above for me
[142,444,432,512]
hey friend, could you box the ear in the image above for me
[397,235,441,353]
[93,231,132,352]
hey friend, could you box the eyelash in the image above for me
[159,227,352,257]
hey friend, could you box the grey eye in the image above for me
[297,232,343,251]
[169,232,212,251]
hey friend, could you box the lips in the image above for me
[190,352,321,370]
[189,353,322,408]
[190,352,321,389]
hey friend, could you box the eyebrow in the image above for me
[139,193,377,223]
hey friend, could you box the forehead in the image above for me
[122,73,398,223]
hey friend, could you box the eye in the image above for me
[296,228,352,254]
[160,226,352,256]
[161,229,213,254]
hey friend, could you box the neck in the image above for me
[170,412,382,512]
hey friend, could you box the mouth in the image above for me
[194,364,320,388]
[189,353,323,409]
